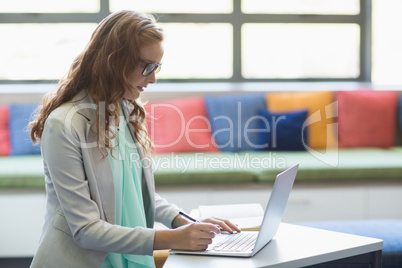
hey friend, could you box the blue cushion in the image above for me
[9,104,41,155]
[299,219,402,253]
[255,109,308,151]
[204,94,266,152]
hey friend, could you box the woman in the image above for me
[29,10,240,268]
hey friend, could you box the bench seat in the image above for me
[2,147,401,189]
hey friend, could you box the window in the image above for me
[110,0,232,14]
[372,0,402,85]
[242,23,360,79]
[160,23,233,79]
[0,24,96,80]
[1,0,99,13]
[0,0,400,85]
[242,0,360,14]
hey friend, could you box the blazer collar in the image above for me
[70,92,116,223]
[71,92,154,225]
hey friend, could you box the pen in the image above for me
[179,211,200,223]
[179,211,237,234]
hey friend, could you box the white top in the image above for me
[164,223,383,268]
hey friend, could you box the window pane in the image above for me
[242,0,359,14]
[0,0,99,13]
[159,23,232,79]
[372,0,402,85]
[242,24,360,79]
[110,0,232,13]
[0,24,96,80]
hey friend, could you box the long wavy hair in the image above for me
[29,10,163,155]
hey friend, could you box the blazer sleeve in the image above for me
[154,192,181,228]
[41,108,156,256]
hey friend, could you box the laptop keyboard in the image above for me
[209,232,258,252]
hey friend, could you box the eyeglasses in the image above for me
[139,59,162,77]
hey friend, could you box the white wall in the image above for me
[157,183,402,222]
[2,181,402,257]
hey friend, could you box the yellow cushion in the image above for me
[266,91,337,149]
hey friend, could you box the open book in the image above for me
[198,203,264,231]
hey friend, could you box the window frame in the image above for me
[0,0,371,84]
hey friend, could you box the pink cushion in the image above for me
[146,98,218,154]
[0,105,11,156]
[337,91,398,148]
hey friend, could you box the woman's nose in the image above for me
[147,72,157,84]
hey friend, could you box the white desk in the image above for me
[164,223,383,268]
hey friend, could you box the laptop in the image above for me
[171,163,299,257]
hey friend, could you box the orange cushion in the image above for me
[266,91,337,149]
[337,91,398,148]
[146,97,218,154]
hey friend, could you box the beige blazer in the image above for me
[30,91,180,268]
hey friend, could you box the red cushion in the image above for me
[337,91,398,148]
[0,105,11,155]
[146,98,218,154]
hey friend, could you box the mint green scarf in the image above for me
[101,108,155,268]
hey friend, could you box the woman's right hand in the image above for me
[154,222,220,251]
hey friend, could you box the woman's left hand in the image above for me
[201,217,241,234]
